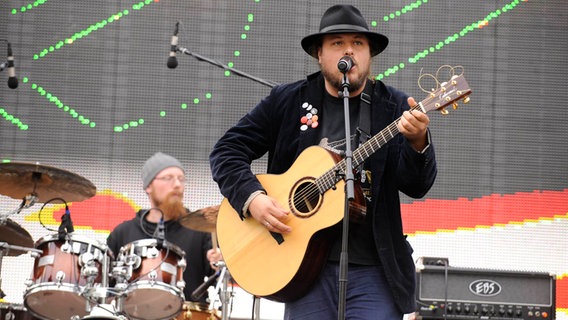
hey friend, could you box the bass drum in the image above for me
[176,302,220,320]
[0,303,39,320]
[24,234,109,320]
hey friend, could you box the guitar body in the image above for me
[217,146,354,302]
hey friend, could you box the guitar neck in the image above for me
[316,104,424,193]
[314,72,472,195]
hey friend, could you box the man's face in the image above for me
[318,33,372,96]
[146,166,186,220]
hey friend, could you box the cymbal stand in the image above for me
[1,194,38,224]
[208,262,232,320]
[0,244,5,299]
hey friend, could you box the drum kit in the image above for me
[0,162,229,320]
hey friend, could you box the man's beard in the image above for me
[155,193,186,221]
[321,68,367,92]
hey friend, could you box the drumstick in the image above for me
[211,231,219,251]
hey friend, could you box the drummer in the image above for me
[107,152,222,303]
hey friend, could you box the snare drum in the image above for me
[116,239,186,320]
[0,303,38,320]
[24,234,109,320]
[176,302,220,320]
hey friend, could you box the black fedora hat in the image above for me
[301,4,389,58]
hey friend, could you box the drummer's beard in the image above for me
[156,192,186,221]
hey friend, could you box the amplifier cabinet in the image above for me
[416,266,555,319]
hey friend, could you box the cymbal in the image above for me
[0,162,96,203]
[0,219,34,256]
[178,205,219,233]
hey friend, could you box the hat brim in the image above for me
[301,30,389,58]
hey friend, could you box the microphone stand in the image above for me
[177,46,278,89]
[337,71,354,320]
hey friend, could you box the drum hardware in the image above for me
[198,261,232,320]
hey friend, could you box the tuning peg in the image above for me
[440,108,449,115]
[452,102,458,110]
[463,96,470,104]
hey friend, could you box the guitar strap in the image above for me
[357,79,374,146]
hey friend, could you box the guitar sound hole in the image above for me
[291,179,321,218]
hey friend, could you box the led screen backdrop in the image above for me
[1,0,567,318]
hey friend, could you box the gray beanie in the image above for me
[142,152,185,189]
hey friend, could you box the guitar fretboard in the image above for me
[315,104,423,193]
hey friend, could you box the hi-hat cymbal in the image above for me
[0,162,96,203]
[178,205,219,233]
[0,219,34,256]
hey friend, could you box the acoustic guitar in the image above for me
[216,73,472,302]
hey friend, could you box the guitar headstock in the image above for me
[419,74,472,115]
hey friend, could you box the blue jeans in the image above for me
[284,262,403,320]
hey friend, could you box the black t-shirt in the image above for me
[107,210,214,302]
[318,92,380,266]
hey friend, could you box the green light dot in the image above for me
[383,16,389,22]
[224,71,231,77]
[138,119,144,124]
[123,124,129,129]
[244,25,250,31]
[247,14,254,22]
[129,121,138,127]
[160,111,166,117]
[114,127,123,132]
[371,21,377,27]
[193,98,200,104]
[90,122,96,128]
[205,93,212,99]
[11,9,17,14]
[63,106,70,111]
[181,103,188,109]
[234,51,240,57]
[241,34,247,40]
[21,125,29,130]
[228,62,234,67]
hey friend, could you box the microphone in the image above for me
[167,22,179,69]
[337,56,353,73]
[7,42,18,89]
[190,270,221,301]
[58,206,74,241]
[155,217,166,247]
